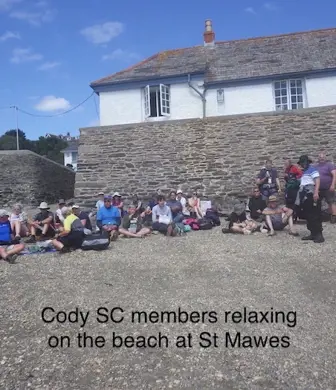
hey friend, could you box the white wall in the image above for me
[305,74,336,108]
[98,73,336,126]
[100,89,142,126]
[206,82,274,117]
[63,152,77,171]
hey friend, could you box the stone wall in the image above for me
[75,106,336,207]
[0,150,75,207]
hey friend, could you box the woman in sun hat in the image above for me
[112,192,125,216]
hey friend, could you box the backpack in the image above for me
[81,231,110,251]
[205,209,221,226]
[198,218,213,230]
[183,218,200,230]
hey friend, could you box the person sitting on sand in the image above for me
[26,202,55,243]
[152,195,176,236]
[96,195,120,241]
[52,207,85,253]
[222,204,259,235]
[0,209,25,263]
[119,205,151,238]
[262,195,299,237]
[188,191,203,219]
[10,203,29,238]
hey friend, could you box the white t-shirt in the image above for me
[96,200,104,210]
[56,208,64,223]
[177,196,190,216]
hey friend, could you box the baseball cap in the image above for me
[104,195,112,200]
[72,204,80,209]
[176,189,183,194]
[98,191,104,196]
[0,209,10,217]
[112,192,121,197]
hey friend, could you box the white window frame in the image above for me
[160,84,170,116]
[273,79,305,111]
[144,85,150,118]
[143,84,170,119]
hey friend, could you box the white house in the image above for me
[90,21,336,127]
[61,139,79,171]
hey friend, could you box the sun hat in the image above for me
[112,192,121,197]
[176,189,183,194]
[71,204,80,209]
[98,191,104,196]
[39,202,49,209]
[268,195,278,202]
[0,209,10,217]
[297,155,312,165]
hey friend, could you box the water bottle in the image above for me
[129,219,137,234]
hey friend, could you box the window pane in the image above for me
[291,88,296,95]
[283,105,288,110]
[298,95,303,103]
[298,102,304,108]
[292,103,297,109]
[281,89,287,95]
[296,80,302,87]
[281,81,287,89]
[290,80,296,87]
[282,97,287,104]
[275,97,281,105]
[292,96,297,103]
[297,88,302,95]
[275,89,281,97]
[274,82,281,89]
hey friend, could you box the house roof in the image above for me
[61,140,79,153]
[91,28,336,87]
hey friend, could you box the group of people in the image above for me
[224,152,336,243]
[0,190,209,262]
[0,152,334,262]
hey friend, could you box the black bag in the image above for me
[205,209,221,226]
[198,218,213,230]
[81,231,110,251]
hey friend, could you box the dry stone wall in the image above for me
[0,150,75,207]
[75,106,336,207]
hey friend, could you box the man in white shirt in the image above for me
[152,195,175,236]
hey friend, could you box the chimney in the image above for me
[204,19,215,46]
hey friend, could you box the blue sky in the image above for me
[0,0,335,140]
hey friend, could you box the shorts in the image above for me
[319,189,335,205]
[102,225,118,232]
[36,226,55,237]
[58,231,84,249]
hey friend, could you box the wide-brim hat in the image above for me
[112,192,121,198]
[268,195,278,202]
[39,202,50,209]
[297,155,312,165]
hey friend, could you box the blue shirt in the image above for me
[0,221,12,243]
[97,206,120,226]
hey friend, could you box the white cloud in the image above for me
[0,0,22,11]
[102,49,139,62]
[35,96,71,112]
[10,48,43,63]
[264,2,279,11]
[80,22,124,44]
[245,7,257,15]
[0,30,20,41]
[10,8,56,26]
[37,61,61,70]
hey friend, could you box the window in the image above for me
[71,152,78,164]
[274,79,305,111]
[144,84,170,118]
